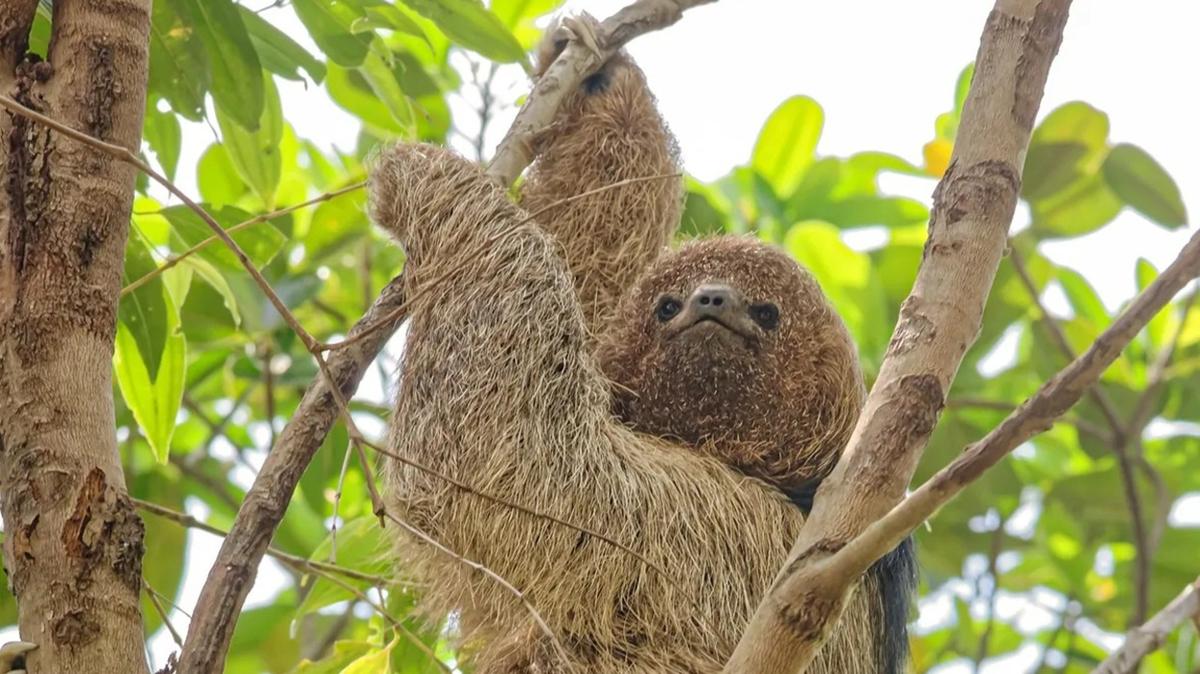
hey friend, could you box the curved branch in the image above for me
[723,2,1075,672]
[1093,578,1200,674]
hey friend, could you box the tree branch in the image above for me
[1093,578,1200,674]
[486,0,716,185]
[723,2,1074,671]
[796,226,1200,659]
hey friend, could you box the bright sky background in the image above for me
[9,2,1200,672]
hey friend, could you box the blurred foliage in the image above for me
[2,2,1197,673]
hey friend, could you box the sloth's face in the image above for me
[597,236,864,493]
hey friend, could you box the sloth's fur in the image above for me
[519,22,681,340]
[370,30,911,674]
[597,238,865,495]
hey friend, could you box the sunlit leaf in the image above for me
[1103,143,1188,228]
[293,641,374,673]
[240,6,327,83]
[400,0,525,63]
[1023,101,1109,201]
[114,295,186,463]
[293,0,374,67]
[177,0,264,130]
[144,102,182,180]
[119,237,170,379]
[149,0,207,121]
[197,143,249,206]
[342,639,396,674]
[752,95,824,196]
[217,72,284,206]
[1030,172,1122,239]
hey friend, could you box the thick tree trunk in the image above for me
[0,1,152,672]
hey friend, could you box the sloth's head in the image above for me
[597,236,865,497]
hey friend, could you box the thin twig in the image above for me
[132,498,396,587]
[1010,248,1152,625]
[827,228,1200,607]
[120,181,365,297]
[144,579,185,648]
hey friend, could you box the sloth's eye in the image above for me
[751,303,780,330]
[655,297,682,323]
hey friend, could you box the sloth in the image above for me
[370,20,915,674]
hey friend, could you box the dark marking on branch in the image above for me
[1014,1,1071,130]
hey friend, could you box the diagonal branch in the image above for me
[723,2,1075,671]
[1093,577,1200,674]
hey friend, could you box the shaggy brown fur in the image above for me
[596,238,865,495]
[519,18,681,340]
[370,143,886,673]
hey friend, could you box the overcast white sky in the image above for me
[19,1,1200,671]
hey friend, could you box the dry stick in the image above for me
[1092,578,1200,674]
[816,228,1200,642]
[723,3,1074,672]
[121,181,366,297]
[133,498,398,588]
[1010,247,1152,624]
[144,579,186,648]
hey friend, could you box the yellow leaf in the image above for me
[923,138,953,177]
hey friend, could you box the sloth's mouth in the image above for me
[679,316,752,341]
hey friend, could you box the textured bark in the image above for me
[175,277,406,674]
[722,2,1073,673]
[0,1,153,672]
[1094,578,1200,674]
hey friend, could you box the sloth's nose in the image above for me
[688,284,739,318]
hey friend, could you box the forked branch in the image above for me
[724,2,1075,672]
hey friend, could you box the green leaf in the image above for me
[292,0,374,67]
[293,641,374,673]
[353,5,429,43]
[114,295,186,463]
[1030,172,1122,239]
[359,49,415,129]
[216,72,284,206]
[400,0,525,63]
[239,6,327,83]
[149,0,207,121]
[752,95,824,197]
[160,204,287,272]
[343,640,397,674]
[1103,143,1188,228]
[197,143,249,206]
[119,237,169,380]
[1057,268,1109,328]
[1023,102,1109,201]
[491,0,561,47]
[143,102,182,180]
[181,256,243,327]
[327,62,408,137]
[177,0,264,131]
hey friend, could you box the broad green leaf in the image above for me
[143,103,182,180]
[1135,258,1171,350]
[680,178,731,237]
[1056,268,1109,328]
[292,0,374,67]
[239,6,327,83]
[1023,102,1109,201]
[197,143,249,206]
[217,72,284,206]
[149,0,207,121]
[296,516,390,616]
[401,0,525,63]
[160,204,287,272]
[343,639,397,674]
[178,0,264,131]
[1030,172,1122,239]
[353,5,429,43]
[1103,143,1188,228]
[359,49,415,129]
[491,0,562,47]
[293,641,374,673]
[327,62,409,137]
[114,295,186,463]
[119,237,169,379]
[752,95,824,197]
[181,256,243,327]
